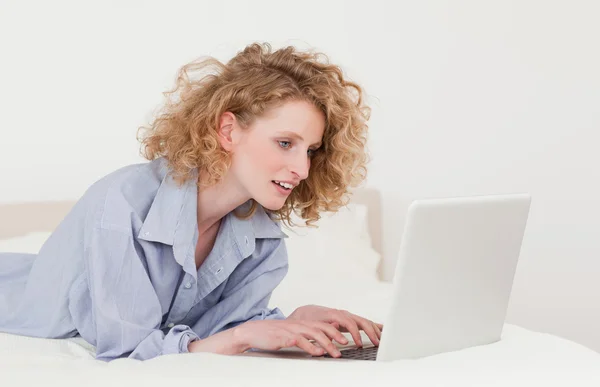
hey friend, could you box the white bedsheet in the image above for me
[2,282,599,387]
[2,217,600,386]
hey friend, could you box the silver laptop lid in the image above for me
[377,193,531,361]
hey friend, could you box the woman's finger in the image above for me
[293,335,326,357]
[372,322,382,342]
[338,320,383,333]
[298,325,341,358]
[352,315,380,346]
[311,321,348,345]
[335,313,363,347]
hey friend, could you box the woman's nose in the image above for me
[291,154,310,181]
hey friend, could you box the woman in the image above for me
[0,42,382,361]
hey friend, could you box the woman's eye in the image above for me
[307,149,315,157]
[278,141,291,149]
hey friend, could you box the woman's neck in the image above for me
[196,171,249,234]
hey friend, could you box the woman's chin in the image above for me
[256,197,287,211]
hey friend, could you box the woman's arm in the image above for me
[188,237,290,339]
[83,226,200,361]
[183,238,347,358]
[188,315,348,358]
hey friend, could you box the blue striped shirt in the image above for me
[0,157,289,361]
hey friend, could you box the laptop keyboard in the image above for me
[324,345,379,360]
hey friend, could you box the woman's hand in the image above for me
[189,319,350,358]
[287,305,383,347]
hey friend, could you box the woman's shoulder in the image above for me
[84,158,166,198]
[73,158,169,232]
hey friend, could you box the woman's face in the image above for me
[220,99,325,211]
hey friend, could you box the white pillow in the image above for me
[285,203,379,275]
[0,232,51,254]
[270,203,383,315]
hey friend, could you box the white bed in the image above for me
[1,189,599,386]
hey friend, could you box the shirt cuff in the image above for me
[162,324,200,355]
[179,331,200,353]
[264,307,287,320]
[248,306,287,322]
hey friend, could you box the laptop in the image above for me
[242,193,532,361]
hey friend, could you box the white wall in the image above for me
[1,1,598,352]
[378,1,600,353]
[0,0,386,202]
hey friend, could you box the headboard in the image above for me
[0,200,76,241]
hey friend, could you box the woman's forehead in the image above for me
[254,101,325,139]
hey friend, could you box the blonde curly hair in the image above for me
[137,42,371,227]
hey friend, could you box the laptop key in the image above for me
[323,346,378,360]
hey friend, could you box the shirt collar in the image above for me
[137,158,188,246]
[228,200,288,258]
[137,158,287,264]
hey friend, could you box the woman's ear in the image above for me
[217,111,236,151]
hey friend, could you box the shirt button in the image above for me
[216,267,223,275]
[244,236,249,245]
[144,231,150,236]
[184,282,192,289]
[167,323,174,328]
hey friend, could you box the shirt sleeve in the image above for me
[83,226,200,361]
[200,238,289,336]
